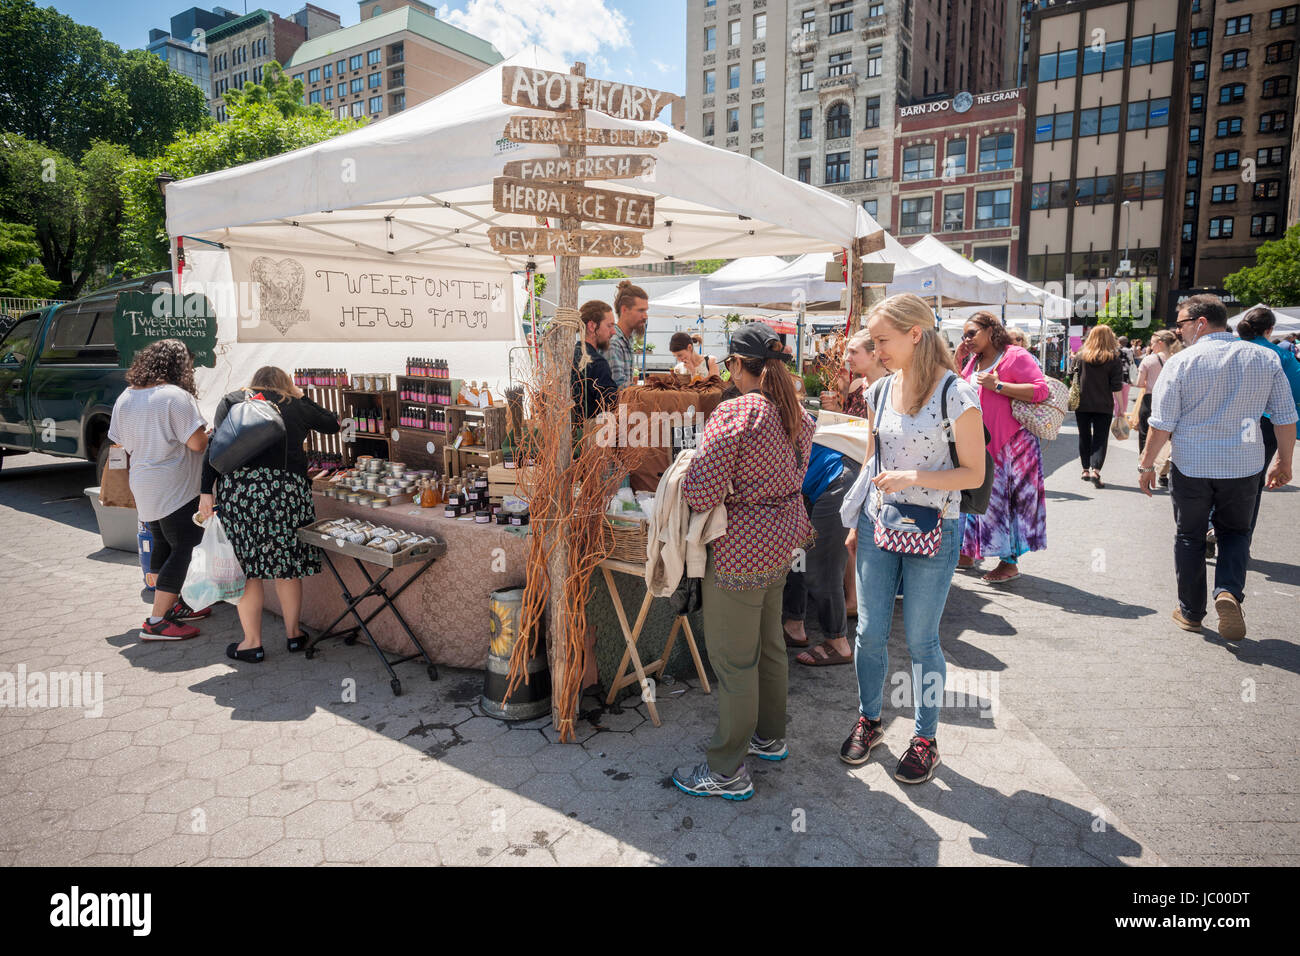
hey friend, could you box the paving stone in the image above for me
[322,820,394,863]
[283,800,356,839]
[209,816,284,859]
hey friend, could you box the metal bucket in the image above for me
[481,587,550,721]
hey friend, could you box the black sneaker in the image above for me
[839,716,883,765]
[895,735,940,784]
[170,599,212,622]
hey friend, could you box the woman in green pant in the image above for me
[672,322,816,801]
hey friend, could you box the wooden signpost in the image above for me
[503,116,668,148]
[488,226,643,258]
[501,154,656,182]
[502,66,679,123]
[492,178,655,228]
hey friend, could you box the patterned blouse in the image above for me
[682,391,816,590]
[843,378,871,418]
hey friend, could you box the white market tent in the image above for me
[970,258,1072,319]
[1228,305,1300,335]
[909,235,1013,306]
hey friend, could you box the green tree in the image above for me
[0,221,59,297]
[117,63,361,275]
[0,133,129,298]
[520,272,546,327]
[0,0,207,159]
[1097,280,1154,339]
[690,259,726,274]
[1224,224,1300,308]
[582,266,627,280]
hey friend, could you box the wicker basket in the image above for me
[606,517,649,564]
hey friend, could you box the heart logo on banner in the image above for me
[250,256,309,335]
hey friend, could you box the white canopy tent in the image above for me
[1228,305,1300,335]
[909,235,1013,306]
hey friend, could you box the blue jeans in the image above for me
[853,512,960,740]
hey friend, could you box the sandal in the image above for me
[783,623,809,648]
[1092,473,1105,489]
[982,565,1021,584]
[287,630,310,653]
[795,642,853,667]
[1081,470,1092,481]
[957,554,978,570]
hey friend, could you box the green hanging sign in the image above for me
[113,291,218,368]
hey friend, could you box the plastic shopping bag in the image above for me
[181,515,247,608]
[1110,415,1132,442]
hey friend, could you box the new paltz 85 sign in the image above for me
[113,291,218,368]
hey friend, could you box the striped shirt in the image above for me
[107,385,207,522]
[606,325,635,389]
[1149,331,1298,479]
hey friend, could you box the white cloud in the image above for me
[444,0,631,63]
[651,59,671,74]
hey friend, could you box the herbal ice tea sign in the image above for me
[113,291,218,368]
[489,66,676,259]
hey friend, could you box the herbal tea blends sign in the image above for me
[503,116,667,148]
[227,248,515,343]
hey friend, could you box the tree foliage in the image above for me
[0,221,60,298]
[0,0,208,159]
[1097,280,1155,339]
[0,133,129,297]
[581,266,627,280]
[690,259,726,274]
[1223,224,1300,308]
[118,63,361,275]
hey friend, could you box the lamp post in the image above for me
[1122,200,1132,267]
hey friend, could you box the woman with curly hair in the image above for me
[955,311,1050,583]
[200,366,340,663]
[108,339,211,641]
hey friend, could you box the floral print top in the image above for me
[682,391,816,590]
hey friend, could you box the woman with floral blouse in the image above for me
[671,322,816,801]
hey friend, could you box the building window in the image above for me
[1252,214,1279,237]
[1190,94,1204,113]
[309,89,321,104]
[943,193,965,231]
[865,44,882,77]
[1266,41,1295,62]
[728,19,740,46]
[946,138,967,177]
[751,147,765,161]
[1225,15,1252,35]
[1123,170,1166,201]
[864,148,879,178]
[1257,145,1284,166]
[703,112,715,137]
[350,78,364,93]
[1183,222,1194,242]
[1254,179,1281,199]
[368,72,382,89]
[368,95,382,114]
[1222,49,1249,70]
[902,143,936,181]
[1211,184,1238,203]
[1130,30,1176,66]
[1187,157,1199,176]
[349,54,363,71]
[900,196,933,234]
[728,64,740,89]
[337,60,345,76]
[1081,175,1115,206]
[1260,111,1288,132]
[1219,83,1246,104]
[367,49,381,66]
[1190,126,1201,143]
[863,199,878,217]
[1213,150,1240,169]
[1271,5,1299,27]
[704,70,715,94]
[1216,116,1243,137]
[351,100,364,118]
[829,1,853,35]
[324,63,332,79]
[1035,112,1073,141]
[975,188,1012,228]
[726,107,739,133]
[800,8,815,33]
[705,26,716,51]
[754,13,766,40]
[1191,29,1209,48]
[1127,98,1171,131]
[1084,39,1125,73]
[799,108,812,139]
[797,157,811,183]
[752,103,765,129]
[826,102,851,139]
[1039,48,1078,81]
[978,133,1015,170]
[1208,217,1233,238]
[293,73,304,83]
[753,59,766,84]
[974,246,1010,271]
[830,50,854,77]
[308,67,320,83]
[1263,75,1292,97]
[1079,105,1122,136]
[825,151,851,184]
[324,85,332,102]
[865,96,881,128]
[800,60,814,91]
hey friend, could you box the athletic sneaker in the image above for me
[839,715,883,765]
[894,735,940,784]
[169,600,212,622]
[747,735,788,761]
[671,762,754,800]
[139,616,200,641]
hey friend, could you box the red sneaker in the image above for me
[170,600,212,622]
[140,617,200,641]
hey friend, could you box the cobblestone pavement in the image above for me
[0,430,1294,865]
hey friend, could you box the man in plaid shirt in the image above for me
[606,280,649,388]
[1139,294,1296,641]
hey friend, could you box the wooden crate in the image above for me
[445,403,508,451]
[390,426,447,474]
[442,445,504,479]
[305,386,347,458]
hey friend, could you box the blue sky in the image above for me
[47,0,687,93]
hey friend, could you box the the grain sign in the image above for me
[493,178,655,229]
[502,67,678,122]
[488,227,643,259]
[502,154,656,182]
[503,116,668,148]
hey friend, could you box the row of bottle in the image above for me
[306,452,346,476]
[351,409,386,434]
[400,380,453,404]
[406,358,450,378]
[400,406,448,432]
[294,368,349,388]
[417,471,489,507]
[457,381,496,407]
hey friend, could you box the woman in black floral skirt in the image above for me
[200,366,341,662]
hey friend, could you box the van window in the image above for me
[40,304,114,363]
[0,314,42,366]
[86,310,117,348]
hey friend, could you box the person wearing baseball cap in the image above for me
[672,322,816,800]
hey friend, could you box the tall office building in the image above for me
[685,0,788,170]
[146,7,241,99]
[1173,0,1299,302]
[1022,0,1188,321]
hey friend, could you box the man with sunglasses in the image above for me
[1138,295,1296,641]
